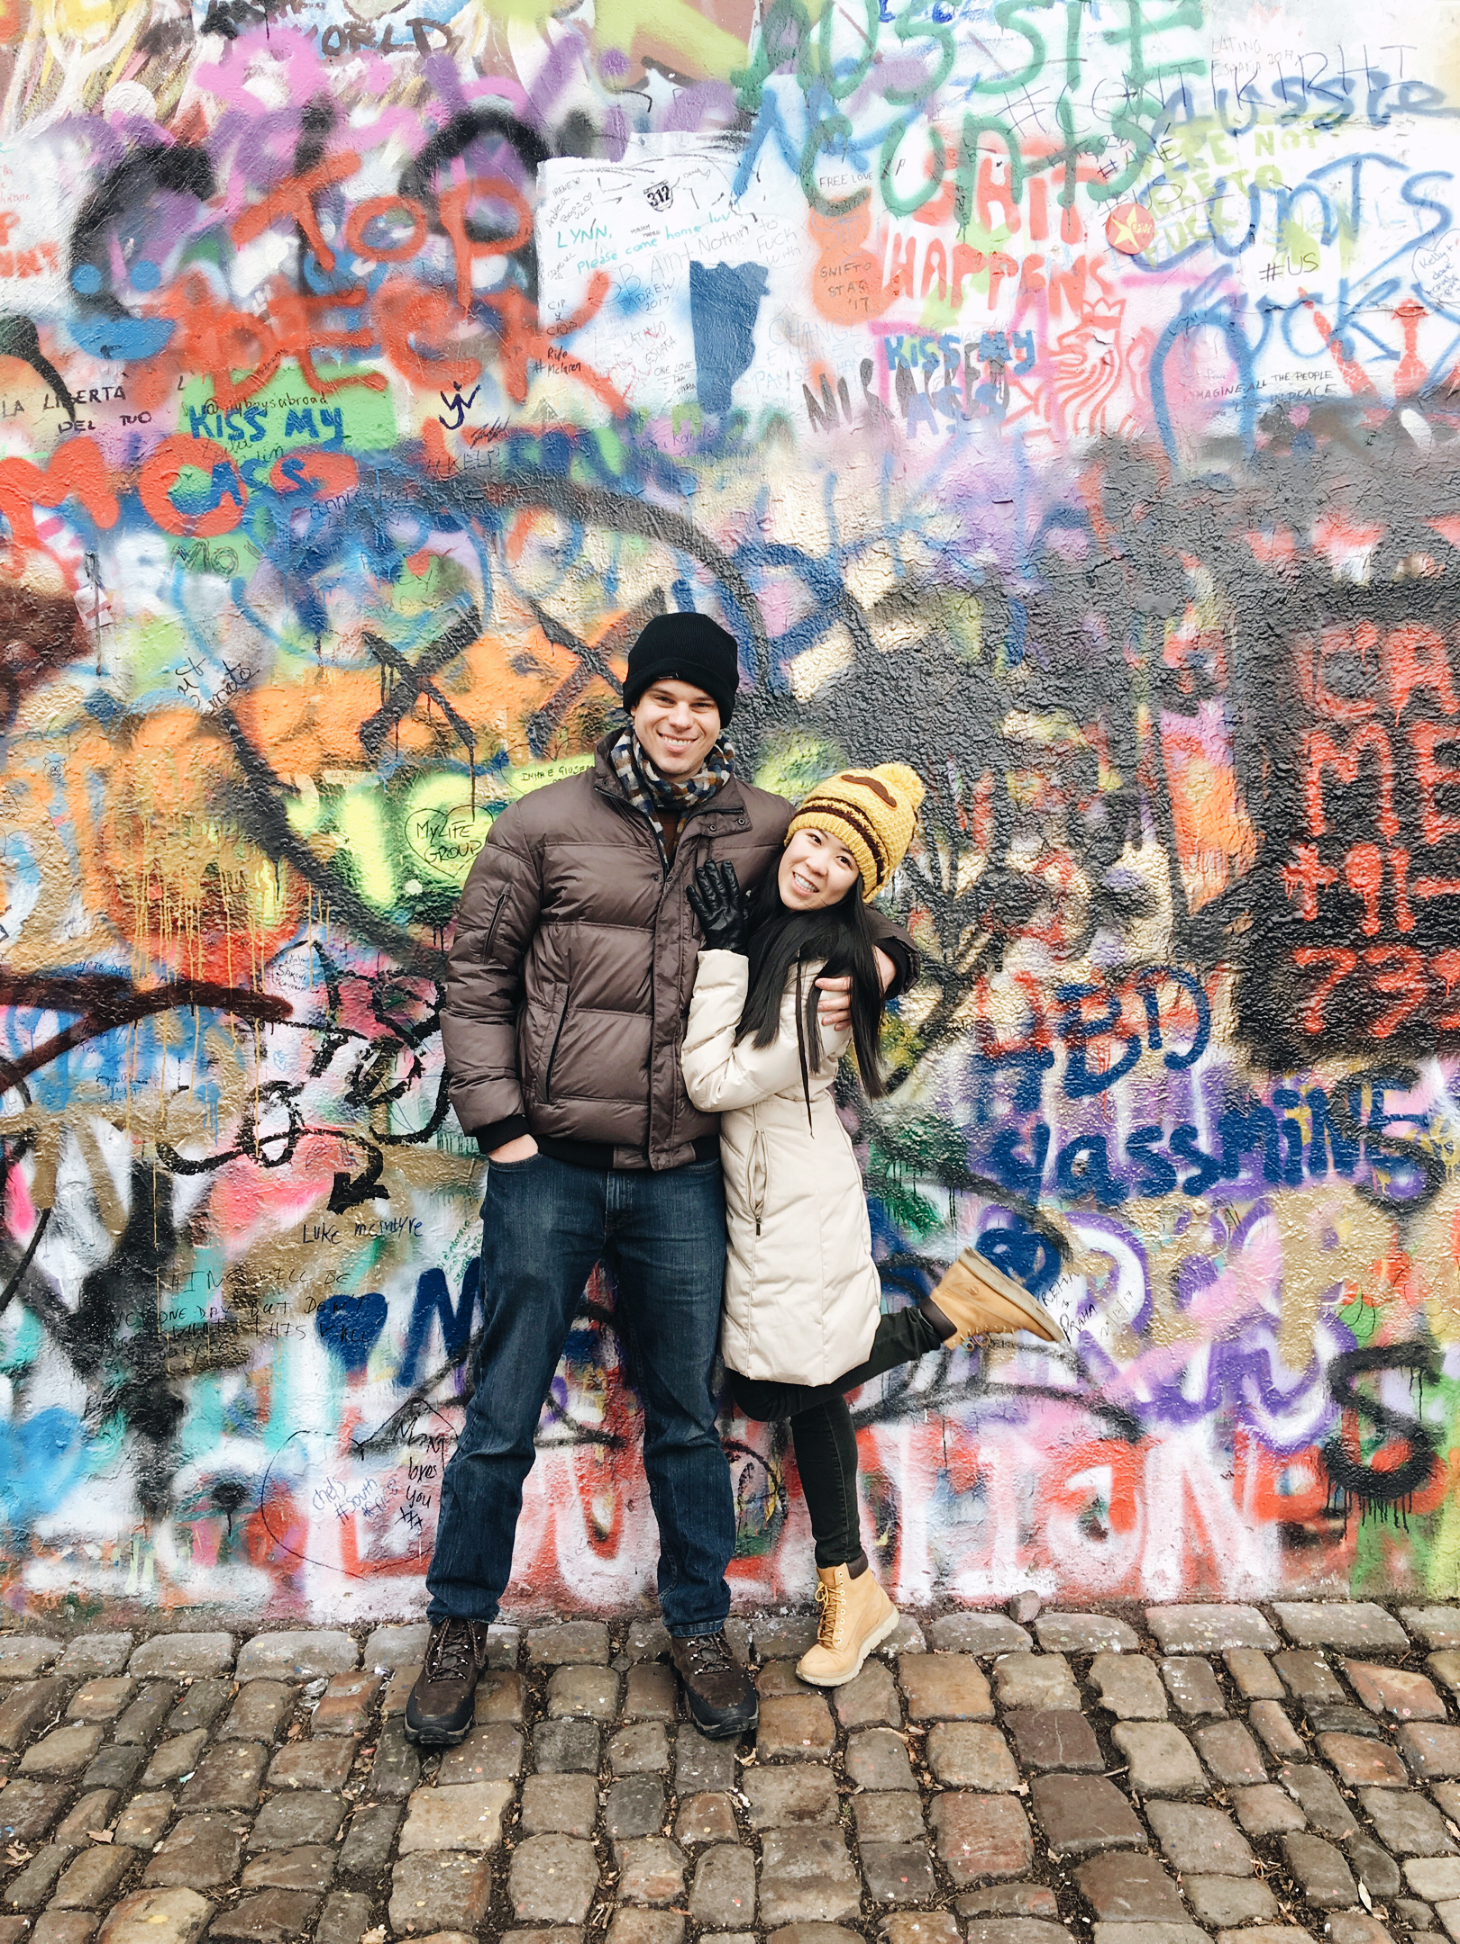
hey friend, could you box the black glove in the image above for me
[688,859,749,954]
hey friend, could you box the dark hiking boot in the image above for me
[404,1619,492,1745]
[669,1630,758,1740]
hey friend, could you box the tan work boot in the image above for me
[796,1563,899,1687]
[928,1247,1067,1346]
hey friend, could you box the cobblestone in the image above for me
[522,1773,598,1838]
[932,1793,1035,1880]
[336,1800,399,1875]
[247,1793,345,1851]
[675,1791,737,1845]
[1182,1878,1279,1927]
[0,1603,1451,1944]
[757,1697,835,1761]
[1005,1710,1103,1772]
[1145,1804,1253,1875]
[847,1727,916,1791]
[436,1722,522,1783]
[1250,1702,1307,1763]
[389,1851,495,1933]
[993,1656,1081,1712]
[1274,1606,1410,1652]
[0,1683,65,1752]
[238,1843,336,1893]
[112,1794,173,1850]
[312,1672,380,1736]
[1348,1833,1403,1898]
[957,1884,1060,1919]
[221,1685,294,1744]
[235,1634,357,1683]
[67,1681,135,1724]
[1281,1833,1358,1907]
[1194,1720,1267,1786]
[509,1833,600,1924]
[744,1765,837,1826]
[1230,1785,1308,1837]
[56,1640,132,1681]
[689,1843,755,1926]
[674,1728,735,1796]
[366,1717,419,1798]
[535,1718,602,1773]
[605,1774,666,1840]
[1360,1789,1459,1857]
[616,1837,685,1905]
[758,1829,860,1925]
[1225,1651,1285,1700]
[1161,1660,1227,1718]
[20,1725,104,1774]
[1032,1777,1147,1857]
[1146,1609,1279,1653]
[1277,1764,1358,1838]
[398,1780,513,1852]
[926,1723,1021,1789]
[1093,1654,1170,1720]
[528,1623,610,1667]
[209,1890,318,1943]
[0,1640,62,1678]
[1111,1722,1206,1795]
[929,1615,1033,1656]
[1346,1664,1447,1720]
[127,1638,234,1681]
[1399,1725,1460,1779]
[1037,1615,1139,1654]
[622,1666,675,1723]
[143,1815,243,1889]
[1073,1853,1187,1921]
[56,1789,120,1845]
[1401,1612,1460,1651]
[857,1796,927,1844]
[861,1841,938,1904]
[902,1655,996,1721]
[0,1780,69,1844]
[97,1889,211,1944]
[834,1661,900,1730]
[548,1665,620,1720]
[78,1748,146,1793]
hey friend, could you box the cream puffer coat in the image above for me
[680,949,881,1386]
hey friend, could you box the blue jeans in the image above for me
[426,1150,734,1637]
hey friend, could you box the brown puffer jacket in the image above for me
[442,734,915,1170]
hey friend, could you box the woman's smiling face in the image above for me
[778,826,862,910]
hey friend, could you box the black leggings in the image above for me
[729,1306,945,1568]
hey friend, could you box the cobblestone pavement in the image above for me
[0,1603,1459,1944]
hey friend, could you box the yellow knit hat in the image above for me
[785,763,925,900]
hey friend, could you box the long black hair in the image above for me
[736,864,889,1108]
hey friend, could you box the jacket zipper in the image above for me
[750,1103,765,1235]
[542,989,570,1101]
[592,773,750,1158]
[481,891,507,961]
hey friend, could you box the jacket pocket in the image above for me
[541,986,571,1102]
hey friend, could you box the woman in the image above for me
[682,765,1065,1688]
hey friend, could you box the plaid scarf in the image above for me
[610,725,735,860]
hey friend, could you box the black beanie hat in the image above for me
[623,612,740,725]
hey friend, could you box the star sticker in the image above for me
[1105,203,1156,255]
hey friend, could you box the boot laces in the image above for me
[680,1632,733,1679]
[425,1619,479,1682]
[815,1576,846,1648]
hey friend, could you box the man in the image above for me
[406,612,916,1746]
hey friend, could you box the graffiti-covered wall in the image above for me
[1,0,1459,1622]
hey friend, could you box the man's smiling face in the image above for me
[631,678,721,778]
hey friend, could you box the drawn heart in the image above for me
[315,1292,388,1374]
